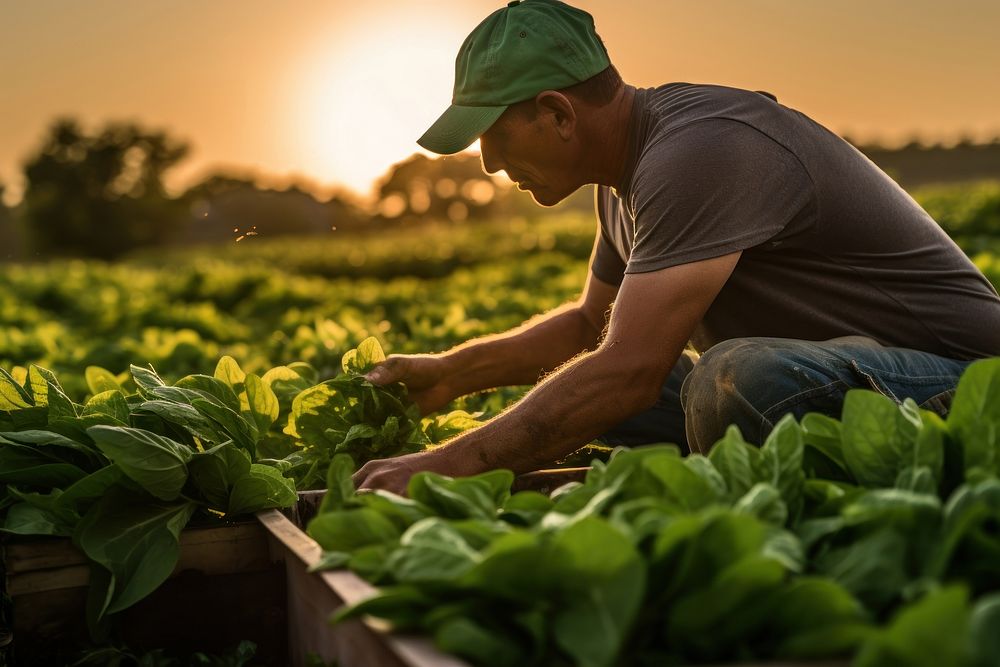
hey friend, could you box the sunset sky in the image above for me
[2,0,998,206]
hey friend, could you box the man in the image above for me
[354,0,1000,493]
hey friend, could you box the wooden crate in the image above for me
[0,499,466,667]
[3,520,287,666]
[3,479,852,667]
[271,479,848,667]
[259,507,470,667]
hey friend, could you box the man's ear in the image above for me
[534,91,576,140]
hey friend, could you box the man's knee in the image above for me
[680,338,804,454]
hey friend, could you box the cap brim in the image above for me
[417,104,507,155]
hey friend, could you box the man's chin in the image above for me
[528,185,567,207]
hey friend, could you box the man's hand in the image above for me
[353,448,479,495]
[365,354,456,415]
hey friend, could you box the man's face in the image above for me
[478,101,581,207]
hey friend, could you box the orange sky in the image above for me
[2,0,998,206]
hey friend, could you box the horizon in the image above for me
[3,0,999,207]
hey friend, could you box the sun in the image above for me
[290,10,474,200]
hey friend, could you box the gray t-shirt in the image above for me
[593,82,1000,361]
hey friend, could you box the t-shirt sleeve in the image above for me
[625,118,815,274]
[591,185,626,286]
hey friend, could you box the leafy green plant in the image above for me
[309,357,1000,667]
[0,358,300,636]
[281,337,431,488]
[0,336,482,640]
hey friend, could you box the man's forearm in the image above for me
[440,302,604,397]
[433,344,669,476]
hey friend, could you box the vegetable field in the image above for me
[0,214,595,411]
[311,356,1000,667]
[1,181,998,405]
[1,180,999,665]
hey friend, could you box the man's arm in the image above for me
[437,268,618,393]
[354,250,742,493]
[365,235,619,414]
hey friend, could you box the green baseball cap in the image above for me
[417,0,611,155]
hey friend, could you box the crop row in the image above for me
[308,357,1000,666]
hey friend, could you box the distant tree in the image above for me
[20,117,190,259]
[375,153,500,223]
[179,173,367,244]
[374,152,607,225]
[0,182,15,259]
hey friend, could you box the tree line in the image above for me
[0,117,593,261]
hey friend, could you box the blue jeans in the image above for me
[597,335,974,455]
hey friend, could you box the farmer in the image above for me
[355,0,1000,493]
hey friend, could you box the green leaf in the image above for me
[356,490,432,530]
[387,518,482,583]
[214,356,246,391]
[928,478,1000,586]
[319,453,356,513]
[308,550,351,572]
[0,429,102,465]
[0,440,89,486]
[87,426,192,501]
[757,414,805,510]
[812,527,910,612]
[854,586,971,667]
[261,365,312,417]
[288,361,319,386]
[192,398,259,455]
[342,336,386,375]
[761,527,805,573]
[500,491,554,526]
[29,366,79,419]
[307,507,401,552]
[666,554,787,654]
[408,469,514,520]
[683,454,728,499]
[333,585,436,626]
[2,501,74,536]
[55,465,124,514]
[176,374,242,413]
[135,400,228,444]
[244,373,279,434]
[841,390,943,488]
[708,425,756,499]
[422,410,481,444]
[337,423,378,449]
[227,464,297,516]
[734,483,788,526]
[75,486,196,617]
[283,383,342,442]
[130,364,166,396]
[24,366,46,405]
[948,358,1000,474]
[766,578,872,659]
[895,465,937,494]
[549,517,646,667]
[802,412,846,464]
[83,390,130,424]
[434,616,527,667]
[86,366,122,395]
[643,454,721,512]
[969,593,1000,667]
[189,444,252,509]
[802,412,851,479]
[0,367,35,410]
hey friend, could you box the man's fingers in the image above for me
[364,355,406,386]
[351,462,372,488]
